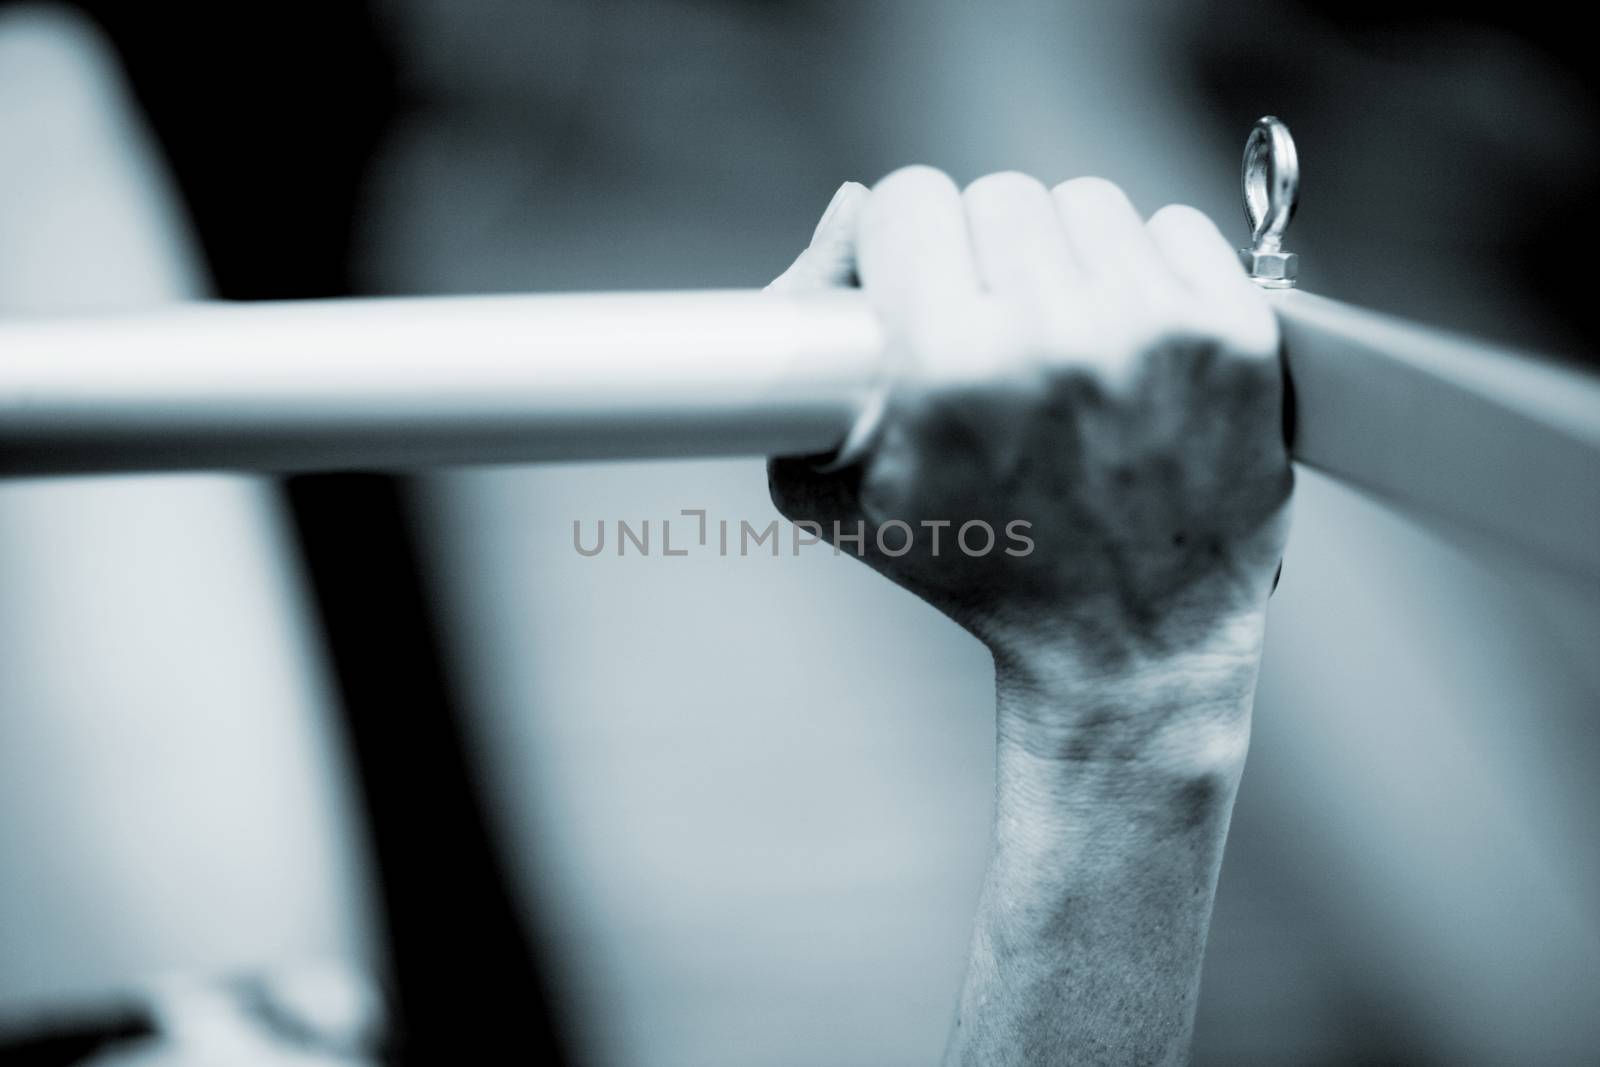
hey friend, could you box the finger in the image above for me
[1147,203,1279,355]
[1050,176,1166,288]
[766,181,869,293]
[962,171,1085,307]
[1145,204,1256,299]
[768,452,862,525]
[857,165,981,320]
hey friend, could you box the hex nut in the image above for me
[1239,248,1298,288]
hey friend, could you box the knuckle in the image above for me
[1190,292,1279,361]
[1051,175,1132,210]
[963,169,1048,204]
[874,163,958,199]
[1230,302,1281,359]
[1047,352,1125,408]
[903,308,1041,414]
[908,314,997,387]
[1145,284,1203,334]
[1152,291,1279,364]
[1148,202,1219,237]
[1034,303,1087,359]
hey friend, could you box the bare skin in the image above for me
[768,168,1291,1064]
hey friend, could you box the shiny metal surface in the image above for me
[1,284,1596,581]
[1240,116,1300,288]
[0,290,885,474]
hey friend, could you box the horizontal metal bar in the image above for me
[0,288,1596,580]
[1274,291,1600,583]
[0,291,886,473]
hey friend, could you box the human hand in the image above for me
[770,169,1290,692]
[770,168,1293,1066]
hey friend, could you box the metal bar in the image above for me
[0,288,1596,579]
[0,291,886,473]
[1274,290,1600,583]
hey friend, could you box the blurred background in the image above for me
[0,1,1597,1064]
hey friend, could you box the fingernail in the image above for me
[812,181,860,242]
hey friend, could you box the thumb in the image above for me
[766,181,869,293]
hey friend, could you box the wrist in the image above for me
[989,719,1247,896]
[987,595,1271,683]
[986,637,1258,869]
[991,613,1264,762]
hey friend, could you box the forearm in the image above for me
[766,162,1290,1064]
[944,655,1257,1066]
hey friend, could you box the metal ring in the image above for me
[1242,116,1298,254]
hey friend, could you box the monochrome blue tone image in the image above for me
[0,3,1597,1064]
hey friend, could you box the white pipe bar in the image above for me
[0,291,885,473]
[1274,291,1600,583]
[1,288,1597,580]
